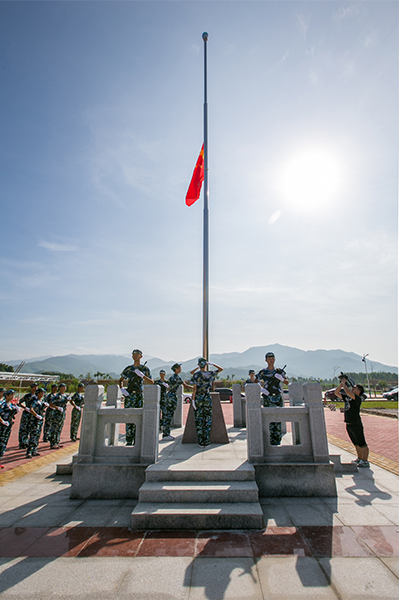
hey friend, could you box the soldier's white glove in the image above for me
[192,397,196,409]
[2,420,9,427]
[161,382,169,388]
[15,406,21,412]
[260,388,269,396]
[36,415,43,420]
[57,407,63,412]
[121,388,129,397]
[75,406,82,412]
[134,369,144,378]
[43,402,49,407]
[275,373,285,382]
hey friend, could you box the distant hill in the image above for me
[4,344,397,380]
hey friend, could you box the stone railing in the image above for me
[245,382,329,464]
[76,384,160,465]
[245,382,336,496]
[70,384,160,498]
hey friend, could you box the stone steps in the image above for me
[131,502,263,530]
[138,480,259,503]
[131,459,263,530]
[144,460,256,482]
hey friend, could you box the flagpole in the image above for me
[202,31,209,363]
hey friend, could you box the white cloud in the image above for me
[268,210,281,225]
[38,242,78,252]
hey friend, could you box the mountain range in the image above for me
[4,344,397,380]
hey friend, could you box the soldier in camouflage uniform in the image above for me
[154,370,169,433]
[119,349,153,445]
[42,383,58,442]
[0,390,19,467]
[160,364,193,440]
[18,383,38,449]
[48,383,69,449]
[242,369,258,391]
[191,358,223,447]
[26,388,46,458]
[256,352,288,446]
[69,382,85,441]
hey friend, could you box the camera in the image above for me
[338,372,355,388]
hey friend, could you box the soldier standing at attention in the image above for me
[242,369,258,392]
[0,389,19,468]
[69,382,85,441]
[256,352,288,446]
[119,349,153,446]
[154,370,169,433]
[48,383,69,449]
[18,382,38,449]
[43,383,58,442]
[26,387,46,459]
[161,364,193,441]
[191,358,223,447]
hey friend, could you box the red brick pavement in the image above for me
[0,407,80,473]
[323,407,398,463]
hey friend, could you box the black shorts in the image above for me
[346,422,367,448]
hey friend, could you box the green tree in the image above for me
[0,363,14,372]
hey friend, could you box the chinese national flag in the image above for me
[186,144,204,206]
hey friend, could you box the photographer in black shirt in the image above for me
[334,375,369,468]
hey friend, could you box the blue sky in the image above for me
[0,1,398,367]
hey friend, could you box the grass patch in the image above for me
[326,401,398,410]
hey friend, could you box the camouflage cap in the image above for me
[248,369,255,374]
[30,382,38,388]
[198,357,207,366]
[132,349,143,355]
[37,387,46,394]
[78,382,85,388]
[159,369,166,375]
[171,363,182,371]
[0,387,5,393]
[265,352,275,359]
[5,389,14,396]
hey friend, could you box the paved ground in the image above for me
[0,416,398,600]
[323,407,399,463]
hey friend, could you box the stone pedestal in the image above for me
[172,384,183,428]
[233,383,246,427]
[182,392,229,444]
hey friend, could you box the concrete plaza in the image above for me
[0,423,398,600]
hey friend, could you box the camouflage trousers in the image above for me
[124,392,143,445]
[43,407,55,442]
[18,411,30,449]
[262,394,283,445]
[0,423,13,458]
[27,417,43,455]
[70,408,82,441]
[161,392,177,437]
[48,410,66,447]
[194,393,213,446]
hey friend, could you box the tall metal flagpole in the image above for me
[202,32,209,362]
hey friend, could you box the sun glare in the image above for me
[275,148,343,213]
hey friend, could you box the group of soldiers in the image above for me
[0,349,289,466]
[0,381,85,467]
[120,348,288,448]
[119,349,224,447]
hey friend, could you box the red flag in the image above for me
[186,144,204,206]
